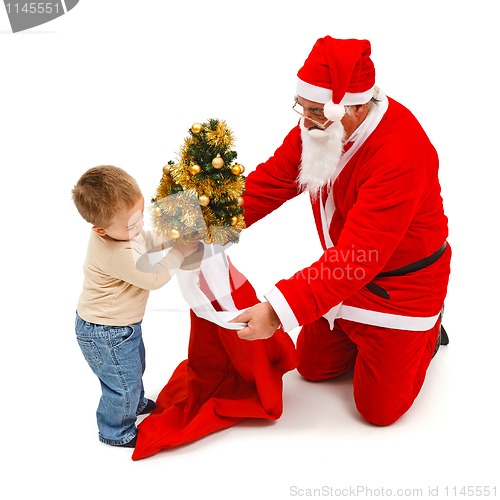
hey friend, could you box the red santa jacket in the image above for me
[243,96,451,331]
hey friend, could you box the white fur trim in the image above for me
[264,287,300,332]
[266,284,440,332]
[324,304,441,332]
[297,79,331,103]
[175,243,247,330]
[340,87,375,105]
[297,78,375,105]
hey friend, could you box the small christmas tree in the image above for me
[151,118,246,246]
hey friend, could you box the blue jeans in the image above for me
[75,313,149,445]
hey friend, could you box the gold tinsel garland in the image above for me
[151,118,246,245]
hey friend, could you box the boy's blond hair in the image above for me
[72,165,143,228]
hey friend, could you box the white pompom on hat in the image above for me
[323,102,346,122]
[297,37,376,122]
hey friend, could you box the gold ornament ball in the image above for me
[189,164,202,175]
[236,196,244,207]
[231,164,242,175]
[198,194,210,207]
[212,154,224,169]
[231,216,239,226]
[191,123,203,134]
[170,228,181,239]
[153,206,162,217]
[239,164,245,174]
[162,165,170,175]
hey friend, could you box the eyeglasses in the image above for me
[292,97,331,130]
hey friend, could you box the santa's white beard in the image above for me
[298,118,345,199]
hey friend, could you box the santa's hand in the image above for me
[230,301,281,341]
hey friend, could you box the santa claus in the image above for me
[232,36,451,426]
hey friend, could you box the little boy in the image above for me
[72,165,198,448]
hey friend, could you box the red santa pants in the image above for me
[296,316,441,426]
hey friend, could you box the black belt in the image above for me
[365,242,447,299]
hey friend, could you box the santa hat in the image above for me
[297,36,376,122]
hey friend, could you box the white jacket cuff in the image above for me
[264,286,300,332]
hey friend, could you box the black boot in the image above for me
[440,325,449,345]
[433,325,449,357]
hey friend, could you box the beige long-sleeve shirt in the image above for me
[77,229,184,326]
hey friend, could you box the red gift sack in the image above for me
[132,261,297,460]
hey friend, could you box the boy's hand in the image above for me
[172,240,201,258]
[172,241,205,270]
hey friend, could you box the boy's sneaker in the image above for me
[113,436,137,448]
[138,399,156,415]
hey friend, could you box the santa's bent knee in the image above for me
[355,397,412,426]
[297,360,351,382]
[297,364,330,381]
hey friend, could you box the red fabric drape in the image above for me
[132,261,297,460]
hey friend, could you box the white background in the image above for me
[1,1,498,498]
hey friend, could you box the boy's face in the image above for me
[93,197,145,241]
